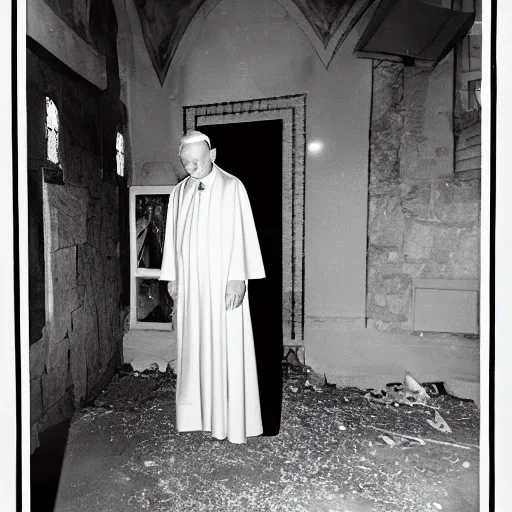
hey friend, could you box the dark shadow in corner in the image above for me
[30,419,71,512]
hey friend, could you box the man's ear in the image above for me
[210,148,217,163]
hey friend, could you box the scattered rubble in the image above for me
[54,361,479,512]
[364,372,434,409]
[427,410,452,434]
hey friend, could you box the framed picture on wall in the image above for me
[129,185,174,330]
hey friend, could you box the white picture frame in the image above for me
[129,185,174,330]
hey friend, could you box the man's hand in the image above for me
[225,280,246,310]
[167,281,177,299]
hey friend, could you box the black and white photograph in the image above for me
[2,0,509,510]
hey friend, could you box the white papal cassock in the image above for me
[159,164,265,443]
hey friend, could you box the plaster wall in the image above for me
[119,0,373,325]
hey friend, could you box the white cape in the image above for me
[160,165,265,443]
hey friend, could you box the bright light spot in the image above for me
[308,141,324,154]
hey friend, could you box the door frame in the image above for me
[183,94,306,344]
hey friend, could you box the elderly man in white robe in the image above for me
[159,130,266,444]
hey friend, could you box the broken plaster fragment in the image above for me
[404,372,430,403]
[381,435,396,447]
[426,411,452,434]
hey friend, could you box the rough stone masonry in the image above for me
[366,61,480,332]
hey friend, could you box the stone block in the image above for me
[35,391,75,435]
[402,263,426,278]
[374,293,387,307]
[452,178,480,202]
[404,241,431,261]
[434,226,461,252]
[85,185,118,251]
[435,180,480,225]
[401,59,454,181]
[367,246,391,266]
[369,144,402,194]
[388,251,401,262]
[366,266,379,288]
[436,202,480,226]
[76,230,122,382]
[430,248,451,265]
[379,263,405,276]
[369,194,405,248]
[404,222,434,260]
[400,183,430,219]
[449,228,479,278]
[30,376,43,423]
[417,261,451,279]
[47,184,88,250]
[50,246,80,342]
[31,424,40,455]
[367,301,406,323]
[73,285,102,392]
[30,329,49,378]
[63,144,101,188]
[69,306,88,406]
[380,274,410,294]
[386,293,410,317]
[372,62,403,120]
[41,336,70,412]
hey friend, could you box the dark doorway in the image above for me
[200,120,283,436]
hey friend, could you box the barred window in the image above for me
[116,130,125,177]
[45,97,60,165]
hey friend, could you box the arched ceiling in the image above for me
[133,0,206,85]
[295,0,360,46]
[133,0,376,86]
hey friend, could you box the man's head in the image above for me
[179,130,217,180]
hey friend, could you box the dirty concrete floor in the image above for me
[33,365,480,512]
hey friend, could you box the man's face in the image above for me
[180,141,214,180]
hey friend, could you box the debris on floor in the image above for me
[50,362,479,512]
[427,410,452,434]
[364,372,433,409]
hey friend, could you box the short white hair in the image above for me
[179,130,211,155]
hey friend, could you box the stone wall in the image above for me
[28,24,126,450]
[367,61,481,332]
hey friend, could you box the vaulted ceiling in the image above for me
[133,0,375,86]
[293,0,360,48]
